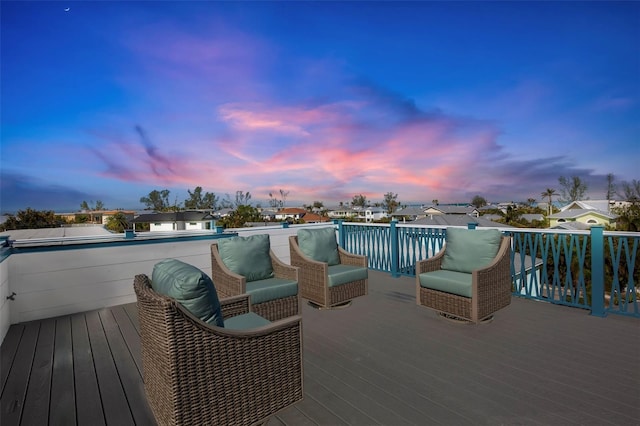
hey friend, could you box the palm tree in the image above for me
[541,188,556,216]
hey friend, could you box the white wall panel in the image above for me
[0,258,10,344]
[4,223,334,326]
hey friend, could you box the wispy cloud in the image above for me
[4,7,627,213]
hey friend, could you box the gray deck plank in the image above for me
[0,322,38,425]
[21,318,55,426]
[303,350,417,425]
[72,313,106,426]
[50,316,76,426]
[110,305,143,375]
[123,302,141,333]
[99,309,155,425]
[273,406,317,426]
[85,310,136,426]
[0,324,24,393]
[1,270,639,426]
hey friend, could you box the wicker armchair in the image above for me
[134,274,303,426]
[211,240,300,321]
[289,234,368,309]
[416,230,512,324]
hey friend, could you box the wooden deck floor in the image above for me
[2,270,639,425]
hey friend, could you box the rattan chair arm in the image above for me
[220,293,251,318]
[270,249,299,281]
[211,243,247,297]
[289,236,328,298]
[338,247,367,267]
[473,237,512,291]
[416,247,446,274]
[473,237,510,276]
[175,300,302,337]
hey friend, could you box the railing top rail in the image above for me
[7,229,231,248]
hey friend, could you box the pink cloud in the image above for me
[77,20,599,205]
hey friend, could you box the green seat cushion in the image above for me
[297,227,340,266]
[151,258,224,327]
[217,234,274,282]
[327,264,368,287]
[245,278,298,304]
[441,228,502,274]
[419,270,472,298]
[224,312,271,330]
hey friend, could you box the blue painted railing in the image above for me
[337,221,639,318]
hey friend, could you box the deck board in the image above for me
[0,322,38,425]
[71,313,106,426]
[1,270,639,425]
[50,316,76,425]
[85,310,135,426]
[21,318,54,426]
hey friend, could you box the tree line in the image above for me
[3,174,639,232]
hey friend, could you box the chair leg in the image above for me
[307,300,352,310]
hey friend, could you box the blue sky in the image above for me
[2,1,638,212]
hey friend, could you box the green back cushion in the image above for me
[151,258,224,327]
[297,228,340,266]
[217,234,274,282]
[440,228,503,274]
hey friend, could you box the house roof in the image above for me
[0,226,114,240]
[391,206,426,217]
[551,222,592,231]
[548,209,616,220]
[301,212,330,223]
[277,208,308,214]
[131,211,214,223]
[521,214,544,222]
[425,205,478,215]
[411,215,509,227]
[559,200,631,214]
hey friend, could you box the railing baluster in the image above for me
[590,226,606,317]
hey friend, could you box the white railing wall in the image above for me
[0,222,335,345]
[0,258,10,344]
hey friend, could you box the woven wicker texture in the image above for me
[289,235,368,309]
[211,242,300,321]
[134,274,303,426]
[416,236,512,324]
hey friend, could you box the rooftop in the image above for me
[2,270,639,425]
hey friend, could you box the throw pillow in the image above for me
[440,228,503,274]
[297,227,340,266]
[217,234,274,282]
[151,258,224,327]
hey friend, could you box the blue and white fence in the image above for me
[336,221,639,318]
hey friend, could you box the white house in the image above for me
[360,207,388,223]
[132,211,216,232]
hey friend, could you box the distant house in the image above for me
[548,201,617,229]
[214,208,234,218]
[259,209,278,221]
[424,205,479,217]
[274,208,330,223]
[412,215,507,228]
[359,207,388,223]
[390,206,428,221]
[275,208,308,221]
[131,211,216,232]
[327,207,357,219]
[300,212,331,223]
[55,210,136,225]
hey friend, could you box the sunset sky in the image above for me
[2,1,639,212]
